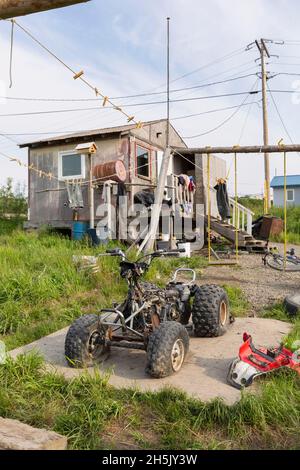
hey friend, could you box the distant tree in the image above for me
[0,178,27,218]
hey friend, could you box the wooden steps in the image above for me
[206,216,267,251]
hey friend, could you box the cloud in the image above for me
[0,0,300,194]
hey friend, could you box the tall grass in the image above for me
[223,284,249,317]
[0,349,299,449]
[0,230,206,350]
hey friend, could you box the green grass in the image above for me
[261,302,300,352]
[239,197,300,244]
[0,218,24,235]
[223,285,249,317]
[0,229,299,450]
[0,347,299,450]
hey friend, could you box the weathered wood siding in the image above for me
[28,121,186,227]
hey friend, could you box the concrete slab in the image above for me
[10,318,291,405]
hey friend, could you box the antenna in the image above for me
[166,17,170,148]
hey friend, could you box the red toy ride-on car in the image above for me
[227,332,300,389]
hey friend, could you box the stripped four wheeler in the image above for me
[65,248,232,378]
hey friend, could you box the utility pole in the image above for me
[255,38,271,213]
[139,17,172,254]
[0,0,91,19]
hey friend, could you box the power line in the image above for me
[238,80,260,144]
[8,67,300,105]
[168,47,248,84]
[115,62,260,124]
[140,47,249,94]
[12,19,143,128]
[0,130,19,144]
[12,18,254,135]
[0,73,259,102]
[182,85,257,139]
[267,83,299,152]
[0,90,262,118]
[0,101,263,137]
[273,72,300,76]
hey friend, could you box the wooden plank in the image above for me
[0,1,90,19]
[173,144,300,154]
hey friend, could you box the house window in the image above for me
[58,151,85,180]
[136,145,150,178]
[287,189,294,202]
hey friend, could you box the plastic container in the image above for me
[177,242,191,258]
[72,221,88,241]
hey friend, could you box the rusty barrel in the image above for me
[93,160,127,183]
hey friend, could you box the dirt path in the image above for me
[199,244,300,315]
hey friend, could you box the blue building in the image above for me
[271,175,300,207]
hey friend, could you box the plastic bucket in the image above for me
[72,221,88,241]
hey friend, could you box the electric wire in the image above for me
[0,90,262,118]
[0,73,259,102]
[182,80,258,139]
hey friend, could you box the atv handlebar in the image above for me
[103,247,185,263]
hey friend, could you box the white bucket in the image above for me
[177,242,191,258]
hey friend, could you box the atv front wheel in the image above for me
[192,284,230,337]
[146,322,189,378]
[65,314,110,368]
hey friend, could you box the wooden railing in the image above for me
[229,197,254,235]
[209,186,254,235]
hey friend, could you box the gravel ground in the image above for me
[199,243,300,315]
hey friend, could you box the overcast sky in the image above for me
[0,0,300,195]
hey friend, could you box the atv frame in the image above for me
[98,267,196,351]
[65,248,231,378]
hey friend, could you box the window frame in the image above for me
[58,150,86,181]
[287,188,295,202]
[135,143,152,180]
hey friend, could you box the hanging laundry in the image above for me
[178,174,190,188]
[214,180,231,220]
[188,176,196,192]
[178,175,185,186]
[102,181,113,203]
[66,181,84,209]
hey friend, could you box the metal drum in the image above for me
[72,221,88,241]
[93,160,127,183]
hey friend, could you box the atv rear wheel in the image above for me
[65,314,110,368]
[146,322,189,378]
[192,284,230,337]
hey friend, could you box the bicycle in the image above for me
[262,247,300,272]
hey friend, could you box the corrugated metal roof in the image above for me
[271,175,300,188]
[19,119,167,148]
